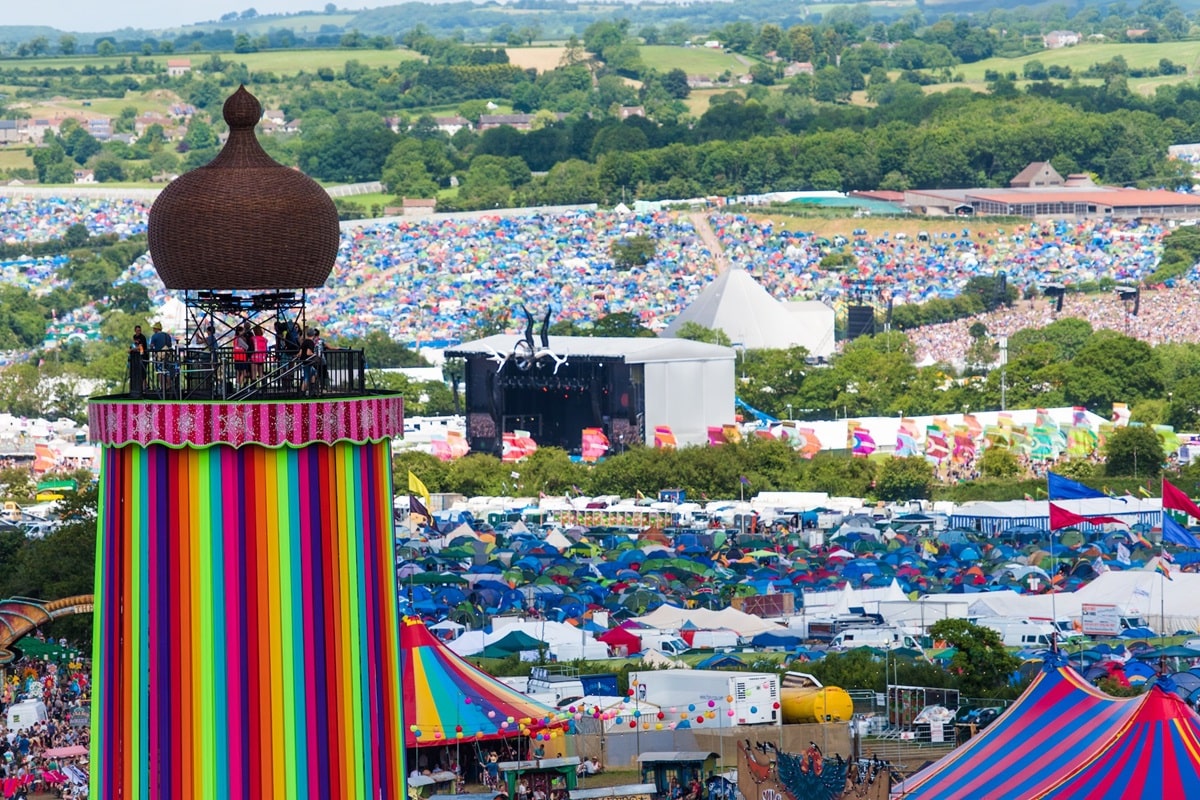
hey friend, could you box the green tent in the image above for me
[478,629,546,659]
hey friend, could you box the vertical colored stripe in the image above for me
[92,437,404,799]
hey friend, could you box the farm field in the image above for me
[13,88,185,118]
[504,46,568,73]
[184,12,360,35]
[639,45,752,75]
[1,47,422,74]
[940,41,1200,83]
[0,147,33,171]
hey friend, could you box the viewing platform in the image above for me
[116,346,370,402]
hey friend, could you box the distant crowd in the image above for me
[0,196,1187,364]
[0,652,90,799]
[908,288,1200,366]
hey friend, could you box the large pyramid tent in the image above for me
[893,655,1200,799]
[661,268,834,357]
[402,617,569,748]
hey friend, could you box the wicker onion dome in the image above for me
[147,85,340,290]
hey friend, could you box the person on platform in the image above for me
[251,324,269,382]
[299,329,319,395]
[130,324,148,393]
[233,325,252,388]
[149,322,175,393]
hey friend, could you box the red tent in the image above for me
[596,627,640,656]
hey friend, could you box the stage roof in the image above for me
[660,267,835,357]
[446,335,734,364]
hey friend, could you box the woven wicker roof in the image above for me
[147,85,340,290]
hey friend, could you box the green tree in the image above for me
[978,448,1020,480]
[1104,425,1164,478]
[610,235,656,268]
[515,447,587,495]
[673,322,731,346]
[334,329,429,368]
[876,456,934,501]
[591,312,655,338]
[929,619,1021,697]
[1064,332,1163,411]
[447,454,511,496]
[661,68,691,99]
[93,159,125,182]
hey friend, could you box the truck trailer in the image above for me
[629,668,781,726]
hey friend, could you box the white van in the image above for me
[975,618,1059,648]
[829,627,922,651]
[690,630,740,650]
[638,632,690,655]
[5,699,48,732]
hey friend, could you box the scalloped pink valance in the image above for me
[88,396,404,448]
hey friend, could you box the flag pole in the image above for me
[1048,475,1057,654]
[1161,571,1166,648]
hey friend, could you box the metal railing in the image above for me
[125,346,367,401]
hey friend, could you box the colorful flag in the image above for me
[33,443,56,473]
[502,430,538,462]
[653,425,677,449]
[1154,424,1181,455]
[1163,479,1200,520]
[850,425,876,457]
[1048,472,1106,501]
[1049,502,1126,531]
[581,427,610,463]
[1112,402,1131,427]
[1162,514,1200,549]
[431,438,453,461]
[408,471,433,526]
[796,427,821,459]
[1156,560,1173,581]
[739,475,751,485]
[925,427,950,462]
[446,430,470,458]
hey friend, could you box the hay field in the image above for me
[504,47,568,73]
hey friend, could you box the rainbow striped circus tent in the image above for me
[894,655,1200,799]
[402,617,569,747]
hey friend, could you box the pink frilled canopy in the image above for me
[88,396,404,448]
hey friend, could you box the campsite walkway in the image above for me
[690,212,732,272]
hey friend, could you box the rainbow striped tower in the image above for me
[88,86,406,798]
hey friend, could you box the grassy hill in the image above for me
[939,41,1200,83]
[639,45,752,75]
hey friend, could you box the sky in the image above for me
[6,1,379,34]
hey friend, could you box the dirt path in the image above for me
[689,211,731,272]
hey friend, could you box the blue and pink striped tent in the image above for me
[894,658,1200,799]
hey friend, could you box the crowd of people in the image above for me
[908,288,1200,366]
[0,195,1192,363]
[0,652,91,799]
[116,208,1181,349]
